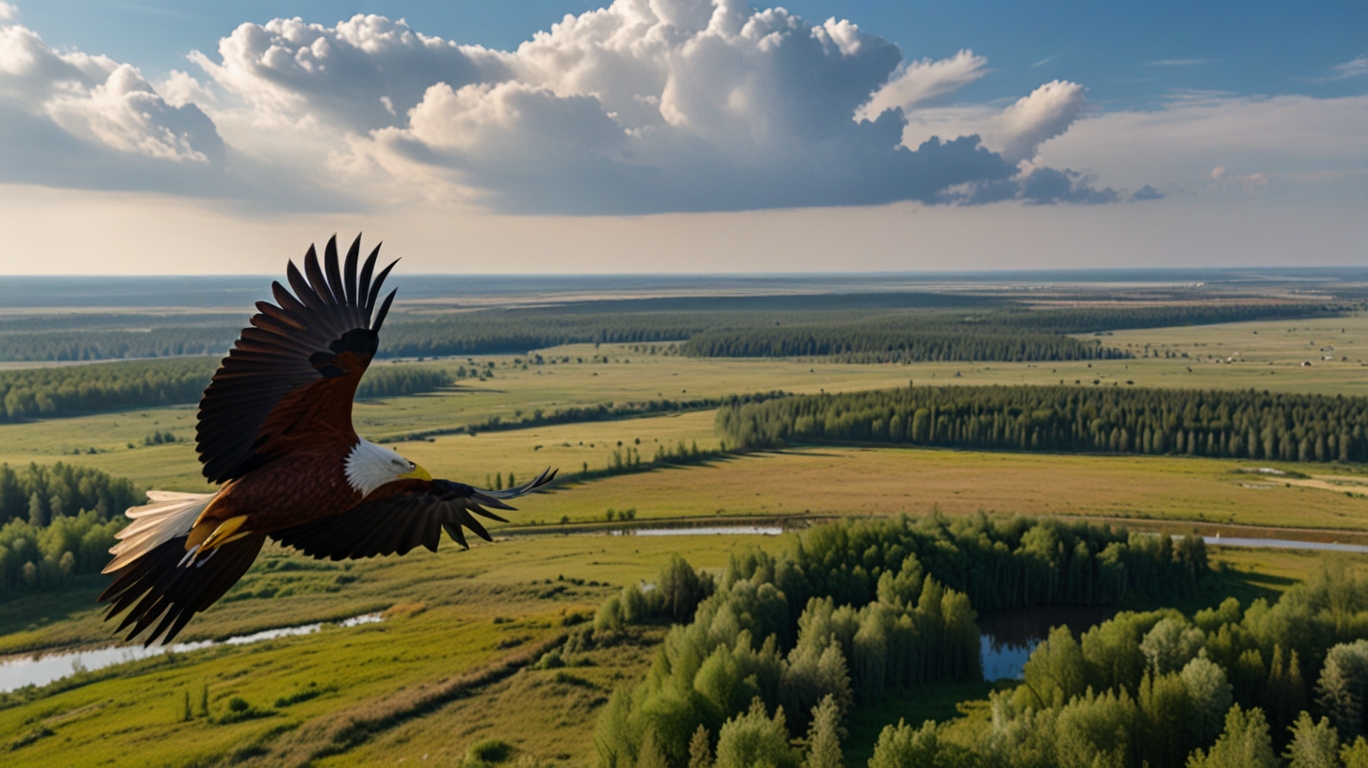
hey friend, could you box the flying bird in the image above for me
[99,235,554,645]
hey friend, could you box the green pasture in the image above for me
[0,533,761,766]
[1,527,1349,768]
[5,313,1368,493]
[3,314,1368,766]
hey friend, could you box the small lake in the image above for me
[0,613,382,694]
[979,605,1116,680]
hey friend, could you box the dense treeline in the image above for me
[0,511,125,595]
[0,328,240,362]
[0,359,218,421]
[0,359,453,421]
[0,461,142,526]
[589,515,1207,767]
[0,313,246,333]
[353,366,451,399]
[984,303,1324,334]
[0,300,1324,363]
[0,462,142,597]
[870,564,1368,767]
[681,328,1124,362]
[679,304,1324,362]
[718,385,1368,463]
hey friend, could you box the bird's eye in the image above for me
[408,461,415,470]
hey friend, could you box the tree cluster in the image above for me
[681,329,1124,363]
[0,461,141,526]
[353,366,452,399]
[0,510,125,595]
[590,515,1205,768]
[0,327,238,362]
[870,563,1368,768]
[0,358,456,421]
[0,461,141,596]
[0,359,217,421]
[718,385,1368,464]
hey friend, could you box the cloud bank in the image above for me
[0,0,1265,215]
[0,23,223,191]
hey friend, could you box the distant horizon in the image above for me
[0,266,1362,310]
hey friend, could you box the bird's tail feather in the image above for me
[100,488,264,645]
[98,531,265,646]
[104,490,217,574]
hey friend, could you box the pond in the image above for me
[0,613,382,694]
[979,605,1117,681]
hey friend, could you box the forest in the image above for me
[679,328,1124,363]
[717,384,1368,463]
[0,300,1324,363]
[868,563,1368,768]
[589,515,1208,768]
[677,303,1323,363]
[0,360,454,421]
[0,462,143,595]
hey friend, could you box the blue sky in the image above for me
[0,0,1363,273]
[22,1,1365,105]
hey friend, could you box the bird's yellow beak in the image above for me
[400,463,432,482]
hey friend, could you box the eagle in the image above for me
[99,235,554,645]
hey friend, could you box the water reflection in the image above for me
[0,613,382,694]
[979,605,1116,681]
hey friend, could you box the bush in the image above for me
[466,738,514,764]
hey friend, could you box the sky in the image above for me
[0,0,1363,274]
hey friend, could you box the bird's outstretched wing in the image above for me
[271,468,558,560]
[197,235,397,483]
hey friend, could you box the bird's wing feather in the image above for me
[196,235,398,483]
[271,469,557,560]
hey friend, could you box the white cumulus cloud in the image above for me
[855,49,988,121]
[995,80,1086,163]
[0,20,224,190]
[901,79,1087,164]
[0,0,1137,212]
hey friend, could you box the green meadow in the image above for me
[4,303,1368,766]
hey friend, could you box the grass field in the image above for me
[0,533,767,766]
[4,312,1368,766]
[0,529,1348,768]
[8,313,1368,492]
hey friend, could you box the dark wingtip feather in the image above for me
[344,235,360,305]
[324,235,345,305]
[287,259,325,311]
[373,289,397,334]
[358,244,380,309]
[366,259,400,313]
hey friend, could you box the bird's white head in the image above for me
[344,438,432,497]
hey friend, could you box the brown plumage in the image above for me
[99,235,555,645]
